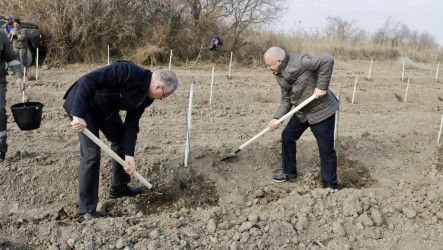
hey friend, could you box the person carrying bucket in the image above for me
[0,30,26,162]
[63,61,178,223]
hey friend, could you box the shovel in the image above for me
[221,93,317,161]
[82,128,163,195]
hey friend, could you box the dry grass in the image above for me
[1,0,442,65]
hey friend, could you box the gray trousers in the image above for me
[0,81,7,152]
[14,48,27,69]
[77,111,130,213]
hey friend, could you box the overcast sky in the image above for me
[277,0,443,45]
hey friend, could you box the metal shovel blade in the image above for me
[150,187,164,195]
[221,149,240,161]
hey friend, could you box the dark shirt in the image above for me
[63,61,153,155]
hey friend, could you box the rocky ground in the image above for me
[0,59,442,249]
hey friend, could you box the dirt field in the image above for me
[0,59,442,249]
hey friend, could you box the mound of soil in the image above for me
[0,60,441,249]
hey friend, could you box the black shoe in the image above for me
[0,152,5,162]
[77,212,99,223]
[109,184,142,199]
[272,172,297,183]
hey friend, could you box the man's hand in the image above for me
[71,116,87,132]
[16,78,25,91]
[268,118,280,131]
[314,88,326,99]
[124,155,135,175]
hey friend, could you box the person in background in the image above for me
[1,16,14,74]
[8,19,28,68]
[0,31,26,162]
[1,16,14,34]
[264,47,339,189]
[63,61,178,223]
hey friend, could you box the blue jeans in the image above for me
[77,111,130,213]
[282,114,337,188]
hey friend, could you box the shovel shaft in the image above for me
[238,94,316,151]
[82,128,153,189]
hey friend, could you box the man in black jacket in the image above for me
[63,61,178,222]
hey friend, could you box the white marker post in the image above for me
[402,61,405,82]
[352,77,358,104]
[438,114,443,145]
[169,50,173,69]
[22,67,26,103]
[435,61,440,83]
[228,52,233,79]
[404,77,410,101]
[184,84,194,167]
[209,67,214,105]
[107,45,110,65]
[36,48,39,80]
[368,59,373,80]
[334,83,341,149]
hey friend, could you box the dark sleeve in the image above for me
[70,62,137,118]
[122,106,145,156]
[300,55,334,90]
[1,32,23,78]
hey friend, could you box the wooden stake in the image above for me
[36,48,39,80]
[228,52,233,79]
[184,84,194,167]
[402,61,405,82]
[352,77,358,104]
[334,83,341,149]
[404,77,410,101]
[438,114,443,145]
[22,67,26,103]
[368,59,373,79]
[169,50,173,69]
[435,61,440,83]
[210,67,214,105]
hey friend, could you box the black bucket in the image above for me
[10,102,44,130]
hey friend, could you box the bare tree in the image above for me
[219,0,285,51]
[326,16,366,42]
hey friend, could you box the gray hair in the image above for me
[155,69,179,92]
[264,47,286,62]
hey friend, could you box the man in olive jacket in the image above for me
[63,61,178,222]
[8,19,28,68]
[264,47,339,189]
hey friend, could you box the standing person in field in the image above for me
[2,16,14,34]
[2,16,14,74]
[264,47,339,189]
[0,31,26,162]
[8,19,28,68]
[63,61,178,223]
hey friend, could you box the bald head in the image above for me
[264,47,286,75]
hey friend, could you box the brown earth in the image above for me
[0,59,442,249]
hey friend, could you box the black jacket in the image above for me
[63,61,154,155]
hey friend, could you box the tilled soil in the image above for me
[0,60,442,249]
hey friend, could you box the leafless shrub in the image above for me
[0,1,441,65]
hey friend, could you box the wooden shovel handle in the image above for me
[238,93,317,150]
[82,128,153,189]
